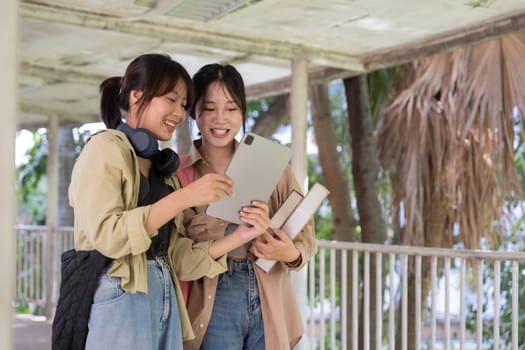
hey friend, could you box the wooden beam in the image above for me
[20,61,105,86]
[362,9,525,71]
[20,100,99,128]
[20,59,356,100]
[246,67,358,99]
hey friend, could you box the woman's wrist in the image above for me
[209,230,245,259]
[285,250,302,268]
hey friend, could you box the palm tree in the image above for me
[376,32,525,349]
[310,84,357,243]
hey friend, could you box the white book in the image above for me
[256,182,330,272]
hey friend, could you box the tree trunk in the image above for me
[344,76,387,244]
[310,83,356,349]
[251,94,289,137]
[310,84,356,242]
[395,196,448,350]
[344,76,387,350]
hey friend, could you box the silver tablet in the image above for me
[206,132,292,225]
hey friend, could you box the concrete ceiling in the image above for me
[19,0,525,128]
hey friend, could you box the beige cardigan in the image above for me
[180,141,317,350]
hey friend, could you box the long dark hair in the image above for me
[99,53,193,129]
[189,63,246,133]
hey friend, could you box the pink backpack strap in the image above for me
[177,155,195,187]
[175,154,194,305]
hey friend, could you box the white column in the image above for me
[289,56,309,349]
[290,58,308,190]
[0,0,18,347]
[45,115,59,319]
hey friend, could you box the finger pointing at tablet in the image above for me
[185,173,234,206]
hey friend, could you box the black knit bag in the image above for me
[51,249,112,350]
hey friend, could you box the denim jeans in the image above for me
[201,258,265,350]
[85,256,183,350]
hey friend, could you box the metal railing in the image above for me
[15,226,525,349]
[15,225,73,311]
[305,240,525,350]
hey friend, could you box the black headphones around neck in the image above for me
[117,121,180,175]
[117,122,158,158]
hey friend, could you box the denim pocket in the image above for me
[92,273,126,305]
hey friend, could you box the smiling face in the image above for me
[195,80,243,150]
[127,80,188,142]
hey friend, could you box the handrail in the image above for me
[317,239,525,261]
[14,225,523,349]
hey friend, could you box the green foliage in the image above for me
[14,302,42,315]
[466,258,525,348]
[514,125,525,195]
[327,81,352,182]
[17,130,47,202]
[246,96,285,129]
[16,130,48,225]
[307,158,332,240]
[367,66,403,124]
[497,261,525,348]
[15,303,31,314]
[16,126,90,225]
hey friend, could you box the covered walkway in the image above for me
[5,1,525,349]
[13,314,51,350]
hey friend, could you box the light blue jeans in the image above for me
[85,256,183,350]
[201,258,265,350]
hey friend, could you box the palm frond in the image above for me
[377,32,525,249]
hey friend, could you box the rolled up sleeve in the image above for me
[168,223,227,281]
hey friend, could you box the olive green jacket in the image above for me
[69,129,228,341]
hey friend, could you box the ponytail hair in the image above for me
[99,76,125,129]
[99,53,193,129]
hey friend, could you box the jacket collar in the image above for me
[180,138,240,171]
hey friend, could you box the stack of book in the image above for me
[256,182,329,272]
